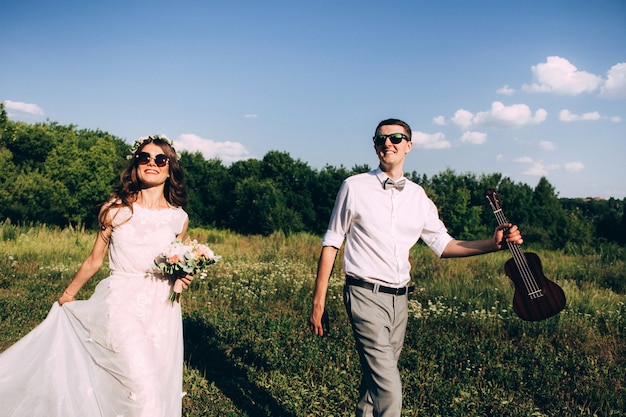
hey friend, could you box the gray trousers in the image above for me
[344,283,409,417]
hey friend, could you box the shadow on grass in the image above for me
[183,315,297,417]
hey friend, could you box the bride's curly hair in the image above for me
[98,136,187,231]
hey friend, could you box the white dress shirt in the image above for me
[322,167,454,287]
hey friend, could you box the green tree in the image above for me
[531,177,567,248]
[4,121,71,170]
[562,208,595,253]
[0,147,17,219]
[229,177,303,235]
[229,158,263,181]
[351,163,371,174]
[0,102,10,145]
[617,198,626,245]
[44,132,120,227]
[8,170,71,224]
[0,103,14,216]
[261,150,317,232]
[596,209,622,245]
[427,169,484,239]
[181,152,229,228]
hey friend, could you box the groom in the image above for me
[309,118,523,416]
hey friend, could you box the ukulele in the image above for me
[485,189,566,321]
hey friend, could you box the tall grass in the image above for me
[1,221,624,416]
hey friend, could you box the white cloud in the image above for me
[3,100,44,118]
[539,141,556,151]
[523,162,549,176]
[451,109,474,129]
[175,134,251,163]
[600,62,626,99]
[580,111,601,121]
[460,131,487,144]
[522,56,602,95]
[559,109,601,122]
[514,156,561,176]
[243,113,259,118]
[514,153,576,176]
[565,162,585,172]
[610,116,622,122]
[432,115,446,126]
[451,101,547,129]
[522,162,560,176]
[411,131,451,149]
[496,85,515,95]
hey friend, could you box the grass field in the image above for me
[1,222,624,416]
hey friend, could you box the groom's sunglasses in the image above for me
[135,152,169,167]
[373,133,410,147]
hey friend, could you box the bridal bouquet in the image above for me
[154,238,221,302]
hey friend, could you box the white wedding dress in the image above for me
[0,204,188,417]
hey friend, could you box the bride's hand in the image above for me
[179,274,194,290]
[58,290,76,306]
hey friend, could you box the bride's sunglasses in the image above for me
[135,152,169,167]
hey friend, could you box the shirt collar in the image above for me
[374,166,405,189]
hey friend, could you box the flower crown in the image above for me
[126,134,178,160]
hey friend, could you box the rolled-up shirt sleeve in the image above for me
[418,198,454,257]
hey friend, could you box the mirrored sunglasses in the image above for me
[135,152,169,167]
[373,133,410,146]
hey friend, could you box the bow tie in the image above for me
[383,178,406,191]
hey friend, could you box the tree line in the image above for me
[1,103,624,250]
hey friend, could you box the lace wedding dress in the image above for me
[0,204,189,417]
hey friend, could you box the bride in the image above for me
[0,135,193,417]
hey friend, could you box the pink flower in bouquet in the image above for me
[193,243,214,259]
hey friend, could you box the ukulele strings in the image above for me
[491,208,543,298]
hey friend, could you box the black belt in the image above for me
[345,276,414,296]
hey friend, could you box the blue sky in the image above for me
[2,0,625,199]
